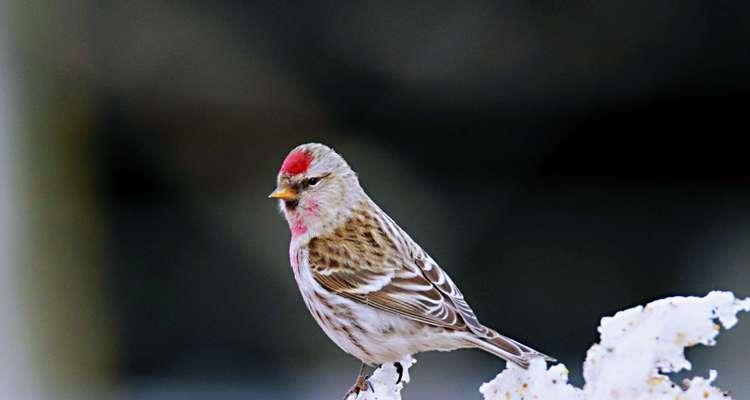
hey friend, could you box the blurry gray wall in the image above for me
[1,17,41,399]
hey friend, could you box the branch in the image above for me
[347,357,415,400]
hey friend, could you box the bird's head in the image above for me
[270,143,363,239]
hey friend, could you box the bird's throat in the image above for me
[286,209,308,238]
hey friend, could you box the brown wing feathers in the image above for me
[308,204,467,330]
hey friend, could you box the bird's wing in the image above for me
[410,251,493,337]
[309,203,481,332]
[372,211,555,363]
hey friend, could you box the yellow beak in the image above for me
[268,187,298,201]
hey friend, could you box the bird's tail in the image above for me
[468,328,556,369]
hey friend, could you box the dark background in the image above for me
[7,1,750,399]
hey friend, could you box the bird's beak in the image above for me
[268,186,298,201]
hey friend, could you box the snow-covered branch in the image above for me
[351,291,750,400]
[347,357,416,400]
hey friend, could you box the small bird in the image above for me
[269,143,554,398]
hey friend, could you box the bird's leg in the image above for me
[344,363,371,399]
[394,362,404,384]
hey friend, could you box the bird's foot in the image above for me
[343,372,372,399]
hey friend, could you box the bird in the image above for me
[269,143,554,398]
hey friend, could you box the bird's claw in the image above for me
[344,375,373,399]
[394,362,404,384]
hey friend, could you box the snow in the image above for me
[479,359,584,400]
[482,291,750,400]
[347,356,415,400]
[350,291,750,400]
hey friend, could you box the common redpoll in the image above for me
[269,143,554,397]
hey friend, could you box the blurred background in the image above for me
[2,1,750,399]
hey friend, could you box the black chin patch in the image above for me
[284,199,298,210]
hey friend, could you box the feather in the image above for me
[308,200,471,331]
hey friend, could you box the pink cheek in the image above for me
[303,200,320,217]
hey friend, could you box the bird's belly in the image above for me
[302,289,469,364]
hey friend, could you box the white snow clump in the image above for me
[349,291,749,400]
[348,356,415,400]
[481,290,750,400]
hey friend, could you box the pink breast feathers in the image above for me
[280,150,313,175]
[290,213,308,237]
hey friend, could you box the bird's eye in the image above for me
[307,177,320,186]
